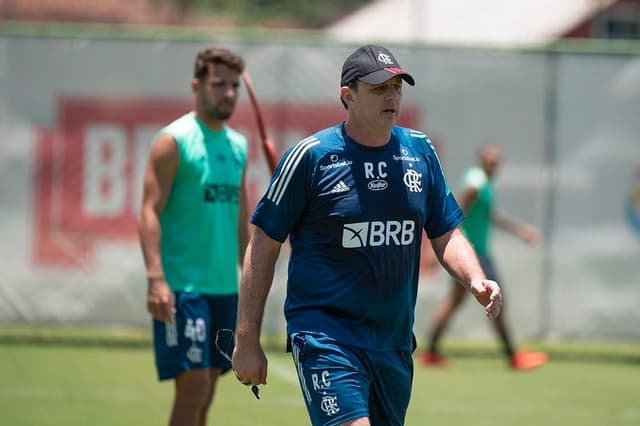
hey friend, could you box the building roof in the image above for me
[326,0,619,47]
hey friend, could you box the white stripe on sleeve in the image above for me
[266,137,319,205]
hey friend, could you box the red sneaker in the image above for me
[419,351,448,367]
[510,350,548,370]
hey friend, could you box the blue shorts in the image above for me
[478,255,501,282]
[290,332,413,426]
[153,291,237,381]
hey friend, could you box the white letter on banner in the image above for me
[133,126,157,214]
[83,124,127,216]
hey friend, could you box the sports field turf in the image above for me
[0,327,638,426]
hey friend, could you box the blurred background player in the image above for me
[138,47,249,426]
[420,144,548,370]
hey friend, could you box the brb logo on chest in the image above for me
[204,183,240,203]
[342,220,415,248]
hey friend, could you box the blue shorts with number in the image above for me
[153,291,238,381]
[290,332,413,426]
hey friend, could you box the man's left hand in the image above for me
[469,279,502,320]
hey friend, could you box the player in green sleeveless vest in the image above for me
[458,165,493,257]
[420,144,548,370]
[138,47,249,426]
[159,112,246,295]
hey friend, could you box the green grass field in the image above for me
[0,327,638,426]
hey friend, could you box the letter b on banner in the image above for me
[83,124,127,216]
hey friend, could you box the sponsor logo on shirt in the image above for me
[364,161,389,191]
[320,160,353,171]
[342,220,416,248]
[330,180,350,193]
[368,180,388,191]
[204,183,240,203]
[393,148,420,163]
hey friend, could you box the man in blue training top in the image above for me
[232,44,502,426]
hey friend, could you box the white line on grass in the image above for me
[267,356,299,386]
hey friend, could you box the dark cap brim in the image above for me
[359,68,415,86]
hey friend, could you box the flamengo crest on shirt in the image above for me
[403,169,422,192]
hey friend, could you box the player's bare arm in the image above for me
[431,228,502,320]
[492,209,541,245]
[233,226,282,386]
[138,133,178,322]
[458,185,479,213]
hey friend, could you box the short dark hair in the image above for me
[194,47,245,80]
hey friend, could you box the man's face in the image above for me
[195,63,240,121]
[480,147,502,178]
[350,76,403,130]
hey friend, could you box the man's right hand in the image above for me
[147,278,175,322]
[232,340,268,387]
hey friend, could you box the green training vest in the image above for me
[459,166,494,257]
[159,112,247,294]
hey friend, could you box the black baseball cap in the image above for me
[340,44,415,87]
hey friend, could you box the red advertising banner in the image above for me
[33,97,436,270]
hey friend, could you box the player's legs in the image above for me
[480,257,547,369]
[203,294,238,418]
[169,366,228,426]
[199,369,224,426]
[479,256,515,359]
[490,292,515,358]
[153,292,237,426]
[491,302,547,370]
[170,368,219,426]
[421,278,467,365]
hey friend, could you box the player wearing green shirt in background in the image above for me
[138,47,249,426]
[421,144,548,370]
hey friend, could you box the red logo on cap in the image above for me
[384,67,405,74]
